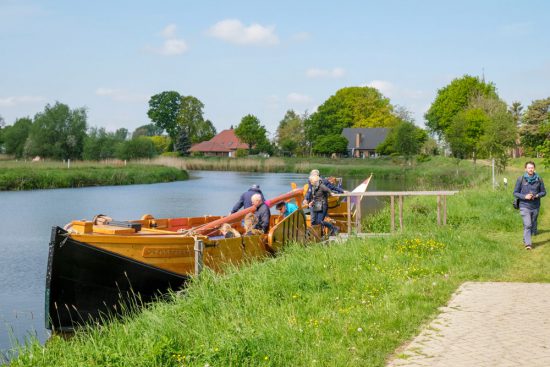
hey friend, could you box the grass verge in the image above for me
[0,162,188,190]
[7,166,548,366]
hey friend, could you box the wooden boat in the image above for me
[45,178,370,332]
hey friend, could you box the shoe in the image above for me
[330,226,340,236]
[525,245,532,250]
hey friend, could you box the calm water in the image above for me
[0,170,404,357]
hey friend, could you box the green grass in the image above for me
[8,162,549,366]
[0,161,188,190]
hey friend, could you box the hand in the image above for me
[302,200,308,207]
[525,193,533,200]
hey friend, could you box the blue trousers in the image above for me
[311,210,334,233]
[520,206,539,246]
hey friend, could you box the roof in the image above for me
[341,128,390,150]
[189,129,249,152]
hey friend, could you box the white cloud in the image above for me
[499,21,533,36]
[366,80,423,99]
[147,24,188,56]
[0,95,45,107]
[306,67,345,79]
[287,93,312,104]
[291,32,311,42]
[207,19,279,46]
[95,88,148,103]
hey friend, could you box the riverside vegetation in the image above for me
[6,161,548,366]
[0,160,188,190]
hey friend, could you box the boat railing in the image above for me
[333,190,459,235]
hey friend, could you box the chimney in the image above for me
[355,133,361,148]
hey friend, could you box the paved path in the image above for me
[387,282,550,367]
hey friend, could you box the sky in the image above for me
[1,0,549,137]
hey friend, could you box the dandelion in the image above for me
[264,355,269,360]
[357,327,363,332]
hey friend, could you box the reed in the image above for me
[0,163,188,191]
[8,165,549,366]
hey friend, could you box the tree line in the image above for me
[0,74,548,167]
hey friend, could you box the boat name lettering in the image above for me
[142,248,193,258]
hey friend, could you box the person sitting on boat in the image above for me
[251,193,271,233]
[305,175,338,236]
[220,223,241,238]
[275,201,298,218]
[243,213,263,235]
[231,184,265,213]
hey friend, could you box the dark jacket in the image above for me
[231,188,265,213]
[305,177,343,202]
[254,202,271,233]
[309,183,332,212]
[513,175,546,210]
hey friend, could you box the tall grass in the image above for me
[9,176,546,366]
[0,163,188,190]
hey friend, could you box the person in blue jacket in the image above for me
[231,184,265,213]
[251,193,271,233]
[513,161,546,250]
[275,201,298,217]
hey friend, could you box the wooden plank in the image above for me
[334,191,459,197]
[194,239,204,276]
[347,198,352,235]
[390,195,395,232]
[398,195,403,231]
[356,197,362,233]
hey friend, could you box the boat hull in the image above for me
[46,227,189,331]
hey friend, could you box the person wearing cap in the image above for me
[275,201,298,218]
[231,184,265,213]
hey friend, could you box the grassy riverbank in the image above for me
[8,165,548,366]
[145,156,493,188]
[0,161,188,190]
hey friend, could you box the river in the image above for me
[0,170,404,358]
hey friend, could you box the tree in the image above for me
[175,129,191,156]
[473,96,516,170]
[425,75,497,138]
[3,117,32,157]
[0,115,5,149]
[394,122,427,160]
[276,110,306,156]
[132,123,164,138]
[83,127,125,160]
[150,135,171,154]
[114,128,129,141]
[25,102,87,159]
[305,86,398,146]
[520,98,550,156]
[234,114,267,154]
[176,96,216,144]
[116,136,156,160]
[147,91,182,142]
[446,108,489,160]
[312,134,348,156]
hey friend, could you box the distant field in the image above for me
[0,160,188,190]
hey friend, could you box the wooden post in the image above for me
[443,195,447,225]
[437,195,441,225]
[194,238,204,276]
[347,194,352,235]
[398,195,403,231]
[356,196,362,234]
[390,195,395,232]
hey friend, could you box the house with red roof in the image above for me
[188,128,249,157]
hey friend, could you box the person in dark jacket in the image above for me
[513,161,546,250]
[305,175,338,236]
[251,193,271,233]
[231,184,265,213]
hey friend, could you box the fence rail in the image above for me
[334,191,459,234]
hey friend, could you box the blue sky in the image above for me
[1,0,549,136]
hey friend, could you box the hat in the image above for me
[250,184,260,190]
[275,201,285,209]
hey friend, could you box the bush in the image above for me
[116,137,156,160]
[235,149,248,158]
